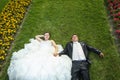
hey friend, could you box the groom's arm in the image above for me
[59,43,69,56]
[85,43,104,57]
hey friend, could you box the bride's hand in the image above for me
[53,53,59,57]
[35,35,44,42]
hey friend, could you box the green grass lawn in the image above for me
[1,0,120,80]
[0,0,9,13]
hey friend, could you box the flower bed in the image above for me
[0,0,32,69]
[107,0,120,38]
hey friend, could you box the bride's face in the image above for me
[44,33,50,40]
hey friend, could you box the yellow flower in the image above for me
[0,41,2,46]
[0,0,32,67]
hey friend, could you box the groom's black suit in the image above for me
[60,41,101,80]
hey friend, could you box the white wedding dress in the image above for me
[8,39,72,80]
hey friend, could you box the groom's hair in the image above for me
[71,34,78,38]
[72,34,78,36]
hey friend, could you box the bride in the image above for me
[8,32,72,80]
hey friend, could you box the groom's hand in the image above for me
[99,53,104,58]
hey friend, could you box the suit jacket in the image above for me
[60,41,101,64]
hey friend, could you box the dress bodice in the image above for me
[38,40,55,55]
[40,40,53,48]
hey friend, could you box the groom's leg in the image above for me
[81,69,90,80]
[71,61,81,80]
[80,62,90,80]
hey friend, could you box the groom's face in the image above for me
[72,35,79,42]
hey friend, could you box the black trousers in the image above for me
[71,61,90,80]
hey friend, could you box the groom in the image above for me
[59,34,104,80]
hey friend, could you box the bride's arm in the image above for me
[51,40,58,56]
[35,35,44,42]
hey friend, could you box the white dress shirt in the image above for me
[72,42,86,61]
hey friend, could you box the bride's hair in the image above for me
[44,32,51,37]
[44,32,50,35]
